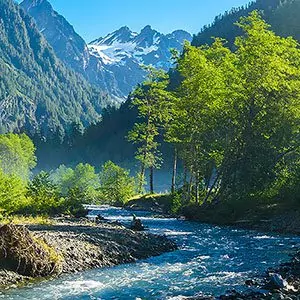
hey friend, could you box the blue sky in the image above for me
[27,0,251,42]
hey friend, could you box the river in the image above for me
[1,206,300,300]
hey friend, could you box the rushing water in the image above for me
[1,206,300,300]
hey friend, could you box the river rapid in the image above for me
[1,206,300,300]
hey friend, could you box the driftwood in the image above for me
[0,224,62,277]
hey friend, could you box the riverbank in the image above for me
[0,218,177,289]
[126,194,300,235]
[183,203,300,235]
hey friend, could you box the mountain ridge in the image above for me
[20,0,192,100]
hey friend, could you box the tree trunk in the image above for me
[203,171,220,204]
[187,172,193,202]
[138,162,145,194]
[182,165,188,202]
[195,172,199,204]
[149,166,154,194]
[171,147,177,194]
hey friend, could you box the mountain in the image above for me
[192,0,300,47]
[20,0,192,100]
[20,0,121,102]
[0,0,109,137]
[88,26,192,97]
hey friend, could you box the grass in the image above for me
[126,193,175,213]
[0,215,55,226]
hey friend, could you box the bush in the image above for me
[26,172,63,216]
[170,193,182,214]
[0,133,36,179]
[0,168,29,215]
[99,161,137,205]
[51,163,100,203]
[62,187,88,217]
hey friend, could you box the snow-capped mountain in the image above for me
[88,26,192,97]
[89,26,192,69]
[20,0,192,101]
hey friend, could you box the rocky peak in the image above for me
[20,0,90,73]
[133,25,160,48]
[170,30,192,43]
[91,26,137,46]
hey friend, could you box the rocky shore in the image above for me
[0,219,177,289]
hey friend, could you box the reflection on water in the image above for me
[1,206,299,300]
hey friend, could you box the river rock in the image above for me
[268,274,287,290]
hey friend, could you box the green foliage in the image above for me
[192,0,299,48]
[99,161,137,205]
[63,187,89,218]
[0,133,36,179]
[26,171,63,215]
[170,193,182,215]
[0,168,29,215]
[128,67,174,192]
[0,133,137,217]
[51,163,100,203]
[162,11,300,208]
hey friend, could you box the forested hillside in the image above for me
[0,0,110,138]
[192,0,300,46]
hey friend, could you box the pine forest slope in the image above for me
[0,0,110,138]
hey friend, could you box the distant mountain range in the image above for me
[2,0,299,144]
[88,26,192,99]
[20,0,192,101]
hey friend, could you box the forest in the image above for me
[0,132,138,219]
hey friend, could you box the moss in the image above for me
[32,236,63,269]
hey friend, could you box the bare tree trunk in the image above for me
[171,147,177,194]
[149,166,154,194]
[182,165,188,202]
[203,171,220,204]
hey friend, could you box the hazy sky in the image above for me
[20,0,251,42]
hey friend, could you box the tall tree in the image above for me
[128,67,171,194]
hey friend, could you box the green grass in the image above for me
[126,193,177,213]
[0,215,55,226]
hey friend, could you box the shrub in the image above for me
[51,163,100,203]
[26,171,63,215]
[99,161,137,205]
[0,168,29,215]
